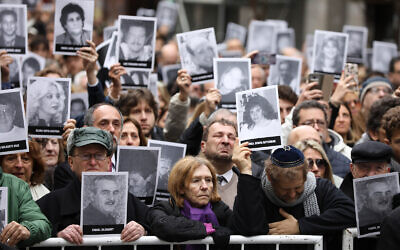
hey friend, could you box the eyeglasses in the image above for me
[307,158,327,169]
[300,120,326,128]
[368,87,393,95]
[73,153,107,161]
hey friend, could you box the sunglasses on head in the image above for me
[307,158,327,169]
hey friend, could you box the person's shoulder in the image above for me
[55,33,67,43]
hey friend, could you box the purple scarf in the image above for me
[180,200,219,250]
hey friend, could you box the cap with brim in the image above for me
[67,127,113,156]
[351,141,392,164]
[271,145,305,168]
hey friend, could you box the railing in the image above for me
[342,227,358,250]
[27,235,324,250]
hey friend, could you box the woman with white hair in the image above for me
[28,78,65,127]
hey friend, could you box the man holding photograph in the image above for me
[0,9,25,48]
[37,127,149,245]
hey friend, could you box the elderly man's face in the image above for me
[366,181,392,213]
[269,170,305,203]
[0,103,15,133]
[192,43,214,69]
[125,26,146,53]
[69,144,111,179]
[1,14,16,37]
[93,179,119,214]
[351,162,389,179]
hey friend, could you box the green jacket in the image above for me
[0,168,51,247]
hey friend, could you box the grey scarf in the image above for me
[261,171,320,217]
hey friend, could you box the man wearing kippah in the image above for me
[231,145,355,250]
[37,127,149,247]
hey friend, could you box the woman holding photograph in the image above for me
[147,156,232,248]
[28,79,66,127]
[0,140,50,200]
[56,3,91,45]
[241,93,280,138]
[315,35,343,74]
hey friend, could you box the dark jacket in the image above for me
[0,35,25,47]
[37,176,149,250]
[323,142,351,178]
[232,174,356,250]
[377,206,400,250]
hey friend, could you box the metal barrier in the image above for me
[27,235,324,250]
[342,227,357,250]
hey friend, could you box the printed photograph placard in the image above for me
[26,77,71,138]
[0,89,28,155]
[214,58,251,110]
[225,22,247,45]
[354,173,400,238]
[21,52,45,90]
[53,0,94,55]
[372,41,398,74]
[343,25,368,64]
[81,172,128,235]
[117,146,160,206]
[70,92,88,119]
[161,63,181,87]
[267,55,302,95]
[275,28,295,54]
[0,187,7,231]
[0,4,27,54]
[156,1,178,31]
[177,27,218,84]
[247,20,275,53]
[236,86,282,151]
[120,68,150,88]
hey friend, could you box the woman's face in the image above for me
[333,105,351,137]
[323,40,338,60]
[1,153,33,183]
[184,165,213,208]
[250,105,263,123]
[41,85,61,115]
[304,148,326,178]
[119,121,141,146]
[39,139,60,167]
[126,26,146,53]
[65,12,83,36]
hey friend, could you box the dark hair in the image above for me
[292,100,327,126]
[202,119,237,142]
[22,58,41,72]
[382,106,400,141]
[367,96,400,134]
[0,9,17,22]
[29,35,49,52]
[35,67,66,78]
[278,85,298,105]
[122,117,147,146]
[60,3,85,29]
[243,94,278,129]
[84,103,123,127]
[115,89,158,122]
[389,56,400,73]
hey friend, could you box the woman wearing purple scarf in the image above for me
[147,156,232,249]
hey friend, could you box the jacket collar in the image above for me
[59,175,82,216]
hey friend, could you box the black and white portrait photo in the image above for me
[265,19,288,31]
[137,8,155,17]
[21,52,45,90]
[148,140,186,192]
[275,28,295,54]
[161,63,180,87]
[117,146,160,206]
[0,187,7,231]
[26,77,71,138]
[95,38,110,68]
[236,86,282,151]
[372,41,398,74]
[81,172,128,235]
[247,20,275,53]
[267,55,302,94]
[8,55,21,89]
[305,34,314,70]
[117,15,156,70]
[354,173,400,237]
[177,27,218,84]
[103,31,117,69]
[121,69,150,88]
[70,92,88,119]
[343,25,368,64]
[0,4,27,54]
[225,22,247,45]
[148,73,158,102]
[103,25,117,41]
[0,89,28,155]
[53,0,94,55]
[214,58,251,110]
[312,30,348,79]
[156,1,178,32]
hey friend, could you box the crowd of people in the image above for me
[0,1,400,250]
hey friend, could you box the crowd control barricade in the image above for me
[27,235,324,250]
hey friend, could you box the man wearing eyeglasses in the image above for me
[37,127,149,246]
[0,95,25,142]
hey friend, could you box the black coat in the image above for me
[232,174,356,250]
[377,206,400,250]
[37,176,149,250]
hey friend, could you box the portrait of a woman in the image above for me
[28,79,66,127]
[218,65,248,103]
[56,3,91,45]
[241,93,281,139]
[314,35,345,75]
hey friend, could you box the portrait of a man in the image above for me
[247,21,274,53]
[185,35,215,75]
[346,30,363,59]
[0,91,26,143]
[268,55,301,94]
[82,175,126,226]
[0,9,25,48]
